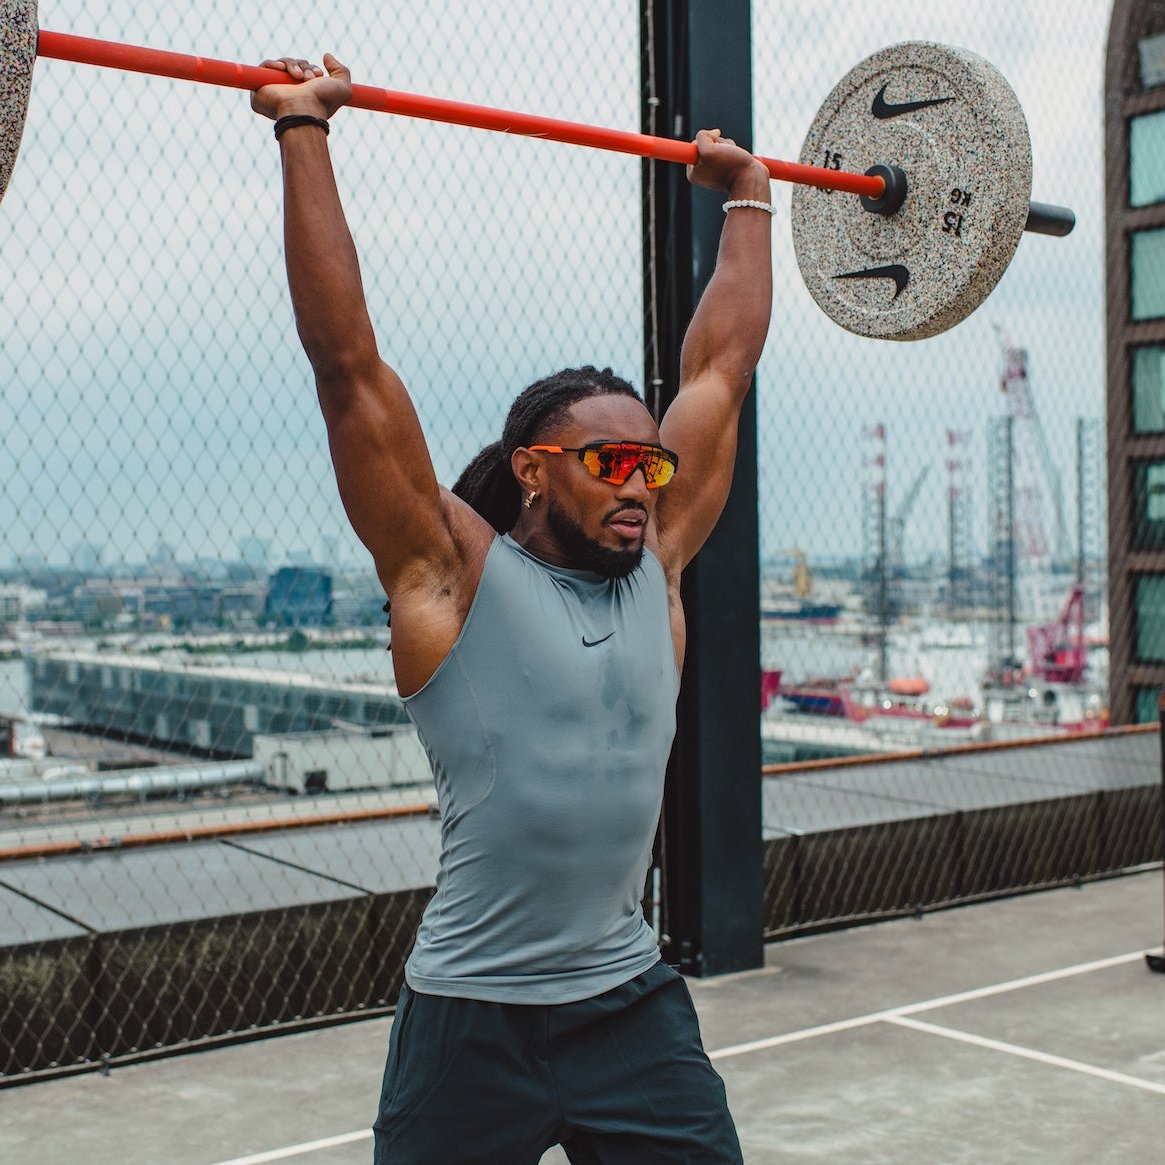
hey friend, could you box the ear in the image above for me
[510,447,542,494]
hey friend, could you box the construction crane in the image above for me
[997,331,1071,568]
[889,465,930,576]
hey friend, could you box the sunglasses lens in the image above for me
[583,444,676,487]
[647,451,676,487]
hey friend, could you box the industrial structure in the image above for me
[27,652,411,758]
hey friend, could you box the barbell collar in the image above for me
[859,164,909,216]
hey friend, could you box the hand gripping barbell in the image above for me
[0,0,1074,340]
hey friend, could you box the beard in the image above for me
[546,497,645,578]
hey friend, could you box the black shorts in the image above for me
[372,960,743,1165]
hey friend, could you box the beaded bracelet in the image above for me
[723,199,776,215]
[273,114,331,141]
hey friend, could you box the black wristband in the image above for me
[273,115,331,141]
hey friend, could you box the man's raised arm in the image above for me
[656,131,774,572]
[250,56,473,594]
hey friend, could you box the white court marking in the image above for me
[207,949,1153,1165]
[212,1130,372,1165]
[884,1014,1165,1097]
[707,949,1146,1059]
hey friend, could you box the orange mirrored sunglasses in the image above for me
[527,441,680,488]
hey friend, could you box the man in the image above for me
[253,51,773,1165]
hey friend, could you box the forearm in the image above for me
[680,165,774,390]
[279,126,379,383]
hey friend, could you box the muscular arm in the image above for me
[252,56,491,692]
[656,132,774,573]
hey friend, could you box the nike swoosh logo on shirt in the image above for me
[835,264,910,300]
[871,85,955,120]
[582,632,616,647]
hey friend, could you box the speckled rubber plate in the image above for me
[0,0,37,205]
[791,42,1032,341]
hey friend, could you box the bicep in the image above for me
[318,360,460,585]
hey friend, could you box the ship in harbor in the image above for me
[761,599,844,624]
[761,670,847,716]
[761,549,843,625]
[763,577,1107,750]
[764,667,983,738]
[762,336,1108,760]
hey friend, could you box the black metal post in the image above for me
[1076,418,1086,588]
[642,0,764,977]
[948,463,957,617]
[1006,416,1017,665]
[878,444,889,685]
[1150,695,1165,973]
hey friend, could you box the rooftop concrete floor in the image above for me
[2,869,1163,1164]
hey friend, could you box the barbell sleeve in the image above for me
[1024,201,1076,237]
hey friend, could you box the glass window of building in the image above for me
[1131,227,1165,319]
[1131,109,1165,205]
[1132,345,1165,431]
[1139,30,1165,88]
[1136,574,1165,660]
[1135,686,1162,723]
[1135,461,1165,548]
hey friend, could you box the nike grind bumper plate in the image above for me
[0,0,36,208]
[791,41,1033,341]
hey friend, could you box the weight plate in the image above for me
[791,42,1033,341]
[0,0,37,205]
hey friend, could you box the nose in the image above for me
[615,463,652,500]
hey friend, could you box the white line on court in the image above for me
[707,949,1146,1060]
[210,1129,371,1165]
[207,949,1151,1164]
[883,1014,1165,1096]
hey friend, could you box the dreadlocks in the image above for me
[452,366,642,532]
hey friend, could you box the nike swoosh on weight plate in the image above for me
[834,264,910,301]
[871,84,955,119]
[582,632,616,647]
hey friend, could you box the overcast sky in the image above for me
[0,0,1113,571]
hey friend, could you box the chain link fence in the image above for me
[1,0,1159,1082]
[754,0,1161,935]
[755,0,1110,759]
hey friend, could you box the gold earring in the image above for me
[523,490,539,509]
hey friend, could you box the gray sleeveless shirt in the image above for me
[402,533,680,1003]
